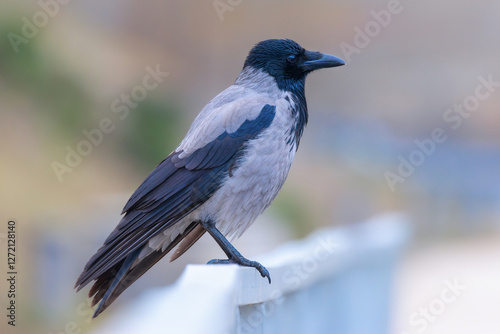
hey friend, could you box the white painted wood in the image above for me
[91,213,410,334]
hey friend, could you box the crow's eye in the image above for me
[287,55,297,64]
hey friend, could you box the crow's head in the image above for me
[243,39,345,90]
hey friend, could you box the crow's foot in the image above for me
[207,257,271,283]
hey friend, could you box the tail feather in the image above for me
[89,263,120,306]
[92,247,142,317]
[85,221,199,317]
[169,224,206,262]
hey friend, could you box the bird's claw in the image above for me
[251,261,271,284]
[207,258,271,284]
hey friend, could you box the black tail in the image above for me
[78,222,200,317]
[92,247,142,317]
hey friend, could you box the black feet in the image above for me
[207,257,271,283]
[199,220,271,284]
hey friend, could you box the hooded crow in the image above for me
[75,38,345,317]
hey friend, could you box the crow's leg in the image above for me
[200,220,271,283]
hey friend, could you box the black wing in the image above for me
[75,104,276,316]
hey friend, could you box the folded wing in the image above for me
[75,102,276,316]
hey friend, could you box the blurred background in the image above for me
[1,0,500,333]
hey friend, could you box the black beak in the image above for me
[300,52,345,72]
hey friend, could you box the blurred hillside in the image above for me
[1,0,500,333]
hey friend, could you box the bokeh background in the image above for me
[1,0,500,333]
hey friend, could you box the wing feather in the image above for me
[75,103,276,294]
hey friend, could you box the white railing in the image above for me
[92,213,410,334]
